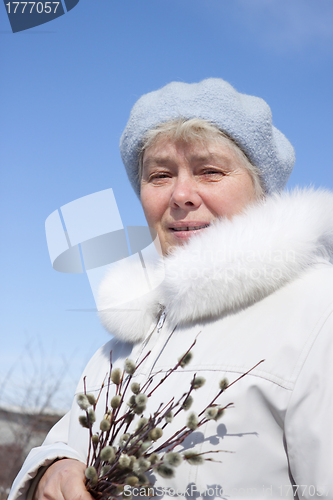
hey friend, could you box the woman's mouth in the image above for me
[171,224,210,232]
[168,223,211,240]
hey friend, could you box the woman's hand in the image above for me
[34,459,93,500]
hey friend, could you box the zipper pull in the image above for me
[157,310,166,332]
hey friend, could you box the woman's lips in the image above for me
[168,223,210,239]
[171,224,210,231]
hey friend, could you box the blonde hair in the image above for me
[138,118,264,197]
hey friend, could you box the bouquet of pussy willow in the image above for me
[76,338,263,500]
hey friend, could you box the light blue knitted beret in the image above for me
[120,78,295,195]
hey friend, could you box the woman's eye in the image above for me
[149,172,171,181]
[202,169,224,176]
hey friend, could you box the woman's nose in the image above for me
[169,174,202,210]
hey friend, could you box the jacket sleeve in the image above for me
[7,410,87,500]
[284,308,333,499]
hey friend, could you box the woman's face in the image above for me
[140,137,258,255]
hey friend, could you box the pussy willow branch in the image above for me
[91,352,154,471]
[83,377,94,466]
[84,342,264,500]
[146,336,197,398]
[105,352,113,415]
[118,350,151,403]
[152,371,245,456]
[198,359,265,418]
[110,350,152,442]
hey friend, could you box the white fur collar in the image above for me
[98,188,333,343]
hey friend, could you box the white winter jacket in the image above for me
[9,189,333,500]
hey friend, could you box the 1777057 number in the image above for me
[278,485,328,497]
[5,2,60,14]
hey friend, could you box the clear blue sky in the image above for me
[1,0,333,409]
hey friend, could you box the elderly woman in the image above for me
[9,79,333,500]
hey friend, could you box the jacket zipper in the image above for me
[156,310,166,332]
